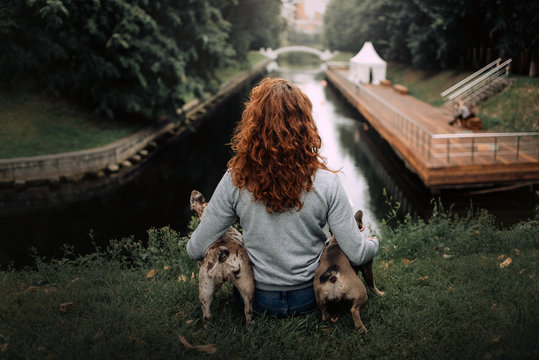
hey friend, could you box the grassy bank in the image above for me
[0,89,144,159]
[0,52,269,160]
[1,206,537,359]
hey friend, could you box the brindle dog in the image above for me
[190,190,254,327]
[314,210,384,332]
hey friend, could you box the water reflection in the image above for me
[269,66,386,234]
[271,63,538,228]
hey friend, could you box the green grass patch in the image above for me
[215,51,268,85]
[329,51,354,63]
[386,63,473,107]
[478,77,539,132]
[0,88,143,159]
[1,206,537,359]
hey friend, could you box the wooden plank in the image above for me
[325,68,539,190]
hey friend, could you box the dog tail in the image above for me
[319,264,339,283]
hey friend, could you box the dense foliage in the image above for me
[218,0,283,60]
[0,0,281,120]
[324,0,539,75]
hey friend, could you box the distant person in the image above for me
[186,77,380,317]
[449,100,475,127]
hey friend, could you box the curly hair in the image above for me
[227,77,330,213]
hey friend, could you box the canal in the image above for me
[1,61,537,268]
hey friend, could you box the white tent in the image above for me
[349,41,387,85]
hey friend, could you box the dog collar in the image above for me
[360,226,366,232]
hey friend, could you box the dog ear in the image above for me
[190,190,205,208]
[354,210,363,227]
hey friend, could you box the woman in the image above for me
[187,77,379,316]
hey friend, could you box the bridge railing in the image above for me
[329,68,539,167]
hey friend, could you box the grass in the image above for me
[0,88,144,159]
[479,77,539,132]
[0,52,268,160]
[1,205,537,359]
[215,52,269,85]
[329,51,354,63]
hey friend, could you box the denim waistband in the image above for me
[254,279,314,292]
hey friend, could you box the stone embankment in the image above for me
[0,58,271,191]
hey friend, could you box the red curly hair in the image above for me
[227,77,330,213]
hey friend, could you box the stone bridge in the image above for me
[260,46,336,61]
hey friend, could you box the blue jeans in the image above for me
[233,285,317,317]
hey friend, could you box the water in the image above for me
[269,63,538,226]
[0,86,250,267]
[1,63,536,267]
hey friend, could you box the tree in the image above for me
[322,0,539,75]
[217,0,282,61]
[0,0,235,120]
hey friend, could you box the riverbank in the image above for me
[0,55,271,196]
[0,206,536,359]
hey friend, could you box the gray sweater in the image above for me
[186,169,379,291]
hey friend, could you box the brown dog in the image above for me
[314,210,384,332]
[190,190,255,327]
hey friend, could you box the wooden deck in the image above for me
[326,67,539,191]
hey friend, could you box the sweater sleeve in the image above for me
[326,177,379,266]
[186,171,237,260]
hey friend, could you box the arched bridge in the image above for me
[260,46,337,61]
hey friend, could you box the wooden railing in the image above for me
[330,68,539,167]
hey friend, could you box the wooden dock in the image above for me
[325,67,539,191]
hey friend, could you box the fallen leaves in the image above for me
[442,254,455,260]
[146,269,157,278]
[330,317,339,323]
[499,257,512,268]
[178,273,197,283]
[402,258,416,265]
[25,285,58,294]
[59,302,73,312]
[178,335,217,354]
[417,276,429,281]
